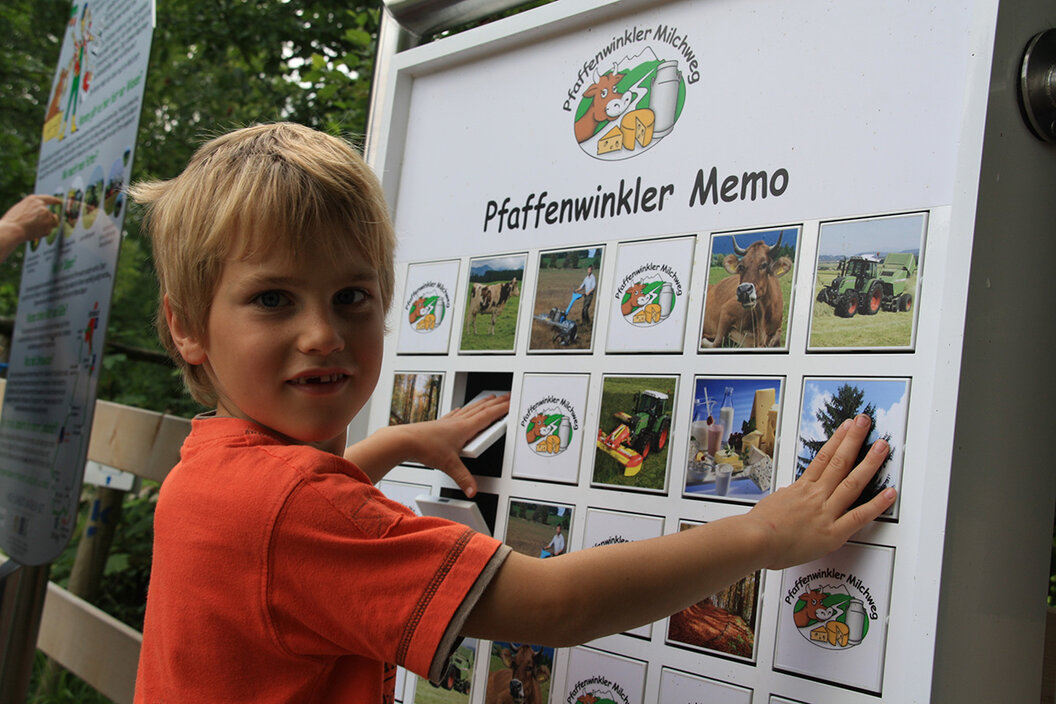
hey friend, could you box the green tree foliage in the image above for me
[2,0,383,417]
[796,383,892,506]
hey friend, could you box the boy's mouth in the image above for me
[288,373,348,386]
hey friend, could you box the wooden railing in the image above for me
[0,380,189,704]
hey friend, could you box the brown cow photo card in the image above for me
[699,226,800,351]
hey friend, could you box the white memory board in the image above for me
[364,0,1056,702]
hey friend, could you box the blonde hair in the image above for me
[131,123,396,406]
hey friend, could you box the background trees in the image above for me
[1,0,383,417]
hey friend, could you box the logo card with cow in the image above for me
[412,637,478,702]
[684,376,784,504]
[808,212,927,351]
[773,542,895,694]
[592,375,678,494]
[504,498,573,559]
[605,236,695,353]
[562,646,647,704]
[583,508,664,639]
[796,377,910,520]
[529,246,604,352]
[657,667,753,704]
[699,226,800,351]
[398,260,459,354]
[485,642,554,704]
[460,253,527,353]
[513,373,590,484]
[665,520,764,662]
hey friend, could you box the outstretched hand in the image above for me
[746,413,896,570]
[399,393,510,497]
[0,195,62,255]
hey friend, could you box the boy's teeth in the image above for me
[294,374,342,384]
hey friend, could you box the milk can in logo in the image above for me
[405,282,449,334]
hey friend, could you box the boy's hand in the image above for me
[746,413,897,570]
[397,393,510,497]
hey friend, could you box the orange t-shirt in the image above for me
[134,417,507,703]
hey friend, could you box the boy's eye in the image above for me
[334,288,368,305]
[254,290,289,308]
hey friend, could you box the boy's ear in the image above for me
[163,294,207,365]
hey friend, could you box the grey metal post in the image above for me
[0,562,50,704]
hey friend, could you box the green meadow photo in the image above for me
[593,375,677,493]
[460,253,525,352]
[809,214,925,349]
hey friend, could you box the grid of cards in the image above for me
[383,211,927,703]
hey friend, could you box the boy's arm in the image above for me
[462,414,896,645]
[343,394,510,492]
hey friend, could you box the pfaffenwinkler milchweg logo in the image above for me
[563,24,700,160]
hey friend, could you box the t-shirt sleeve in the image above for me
[264,471,507,679]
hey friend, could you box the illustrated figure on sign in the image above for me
[61,4,96,140]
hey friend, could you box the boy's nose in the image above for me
[298,308,345,355]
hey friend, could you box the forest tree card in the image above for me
[666,521,763,661]
[605,236,695,353]
[398,259,459,354]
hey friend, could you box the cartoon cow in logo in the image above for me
[574,66,634,143]
[621,282,650,317]
[794,589,835,628]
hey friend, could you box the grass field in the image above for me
[529,267,596,351]
[701,264,794,348]
[460,281,520,351]
[809,270,917,348]
[592,376,677,491]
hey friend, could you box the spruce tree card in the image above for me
[512,373,590,484]
[773,542,895,694]
[796,377,909,519]
[398,260,459,354]
[606,236,695,353]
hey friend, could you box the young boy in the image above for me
[132,123,895,703]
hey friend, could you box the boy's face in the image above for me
[170,239,384,453]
